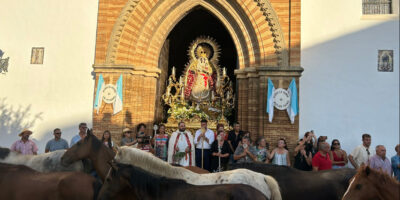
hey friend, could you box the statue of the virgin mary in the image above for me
[184,37,220,102]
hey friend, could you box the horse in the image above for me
[98,162,268,200]
[61,130,116,181]
[115,146,282,200]
[229,163,356,200]
[0,147,83,172]
[61,132,281,199]
[0,163,101,200]
[342,165,400,200]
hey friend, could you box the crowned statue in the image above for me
[184,43,216,102]
[161,36,234,134]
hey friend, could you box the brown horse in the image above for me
[98,162,267,200]
[342,165,400,200]
[0,163,101,200]
[61,129,116,181]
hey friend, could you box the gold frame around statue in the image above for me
[161,36,234,134]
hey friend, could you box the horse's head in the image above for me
[342,165,381,200]
[98,162,133,200]
[61,129,99,166]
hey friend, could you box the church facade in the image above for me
[0,0,398,157]
[92,0,302,151]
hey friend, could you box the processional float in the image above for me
[161,36,235,135]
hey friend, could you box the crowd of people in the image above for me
[8,122,400,181]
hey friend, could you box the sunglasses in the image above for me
[333,143,340,145]
[55,132,62,134]
[366,148,370,155]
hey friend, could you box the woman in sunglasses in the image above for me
[329,139,348,169]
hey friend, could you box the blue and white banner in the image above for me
[266,78,275,123]
[94,74,105,114]
[113,74,123,115]
[286,78,298,124]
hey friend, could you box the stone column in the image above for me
[92,64,161,142]
[235,66,303,155]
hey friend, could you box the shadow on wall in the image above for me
[0,98,43,144]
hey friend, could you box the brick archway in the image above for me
[103,0,287,69]
[93,0,302,153]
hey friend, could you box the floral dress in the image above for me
[255,147,269,162]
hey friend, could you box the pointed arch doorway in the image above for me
[154,6,238,125]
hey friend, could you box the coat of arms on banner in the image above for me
[0,50,9,74]
[94,74,123,115]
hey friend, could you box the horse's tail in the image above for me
[264,175,281,200]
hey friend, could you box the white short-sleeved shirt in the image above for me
[350,144,374,167]
[194,129,214,149]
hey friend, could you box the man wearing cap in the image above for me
[11,129,38,155]
[70,122,88,147]
[45,128,69,153]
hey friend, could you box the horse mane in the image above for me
[118,146,194,178]
[117,163,187,197]
[358,166,400,185]
[86,131,115,157]
[117,147,282,200]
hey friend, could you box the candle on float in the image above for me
[226,91,230,99]
[223,67,226,77]
[172,67,176,77]
[181,87,185,100]
[179,76,183,85]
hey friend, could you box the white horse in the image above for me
[0,147,83,172]
[115,146,281,200]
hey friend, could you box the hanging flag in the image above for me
[287,78,298,124]
[94,74,105,114]
[113,74,123,115]
[266,78,275,123]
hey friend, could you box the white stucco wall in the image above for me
[301,0,399,160]
[0,0,98,153]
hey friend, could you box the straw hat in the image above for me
[18,129,33,137]
[123,128,131,133]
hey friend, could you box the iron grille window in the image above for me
[363,0,392,14]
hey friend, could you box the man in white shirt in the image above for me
[167,122,195,166]
[349,133,374,169]
[194,119,215,171]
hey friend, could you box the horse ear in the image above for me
[365,166,371,176]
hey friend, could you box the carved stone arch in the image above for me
[104,0,287,67]
[138,0,254,70]
[105,0,141,64]
[254,0,288,67]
